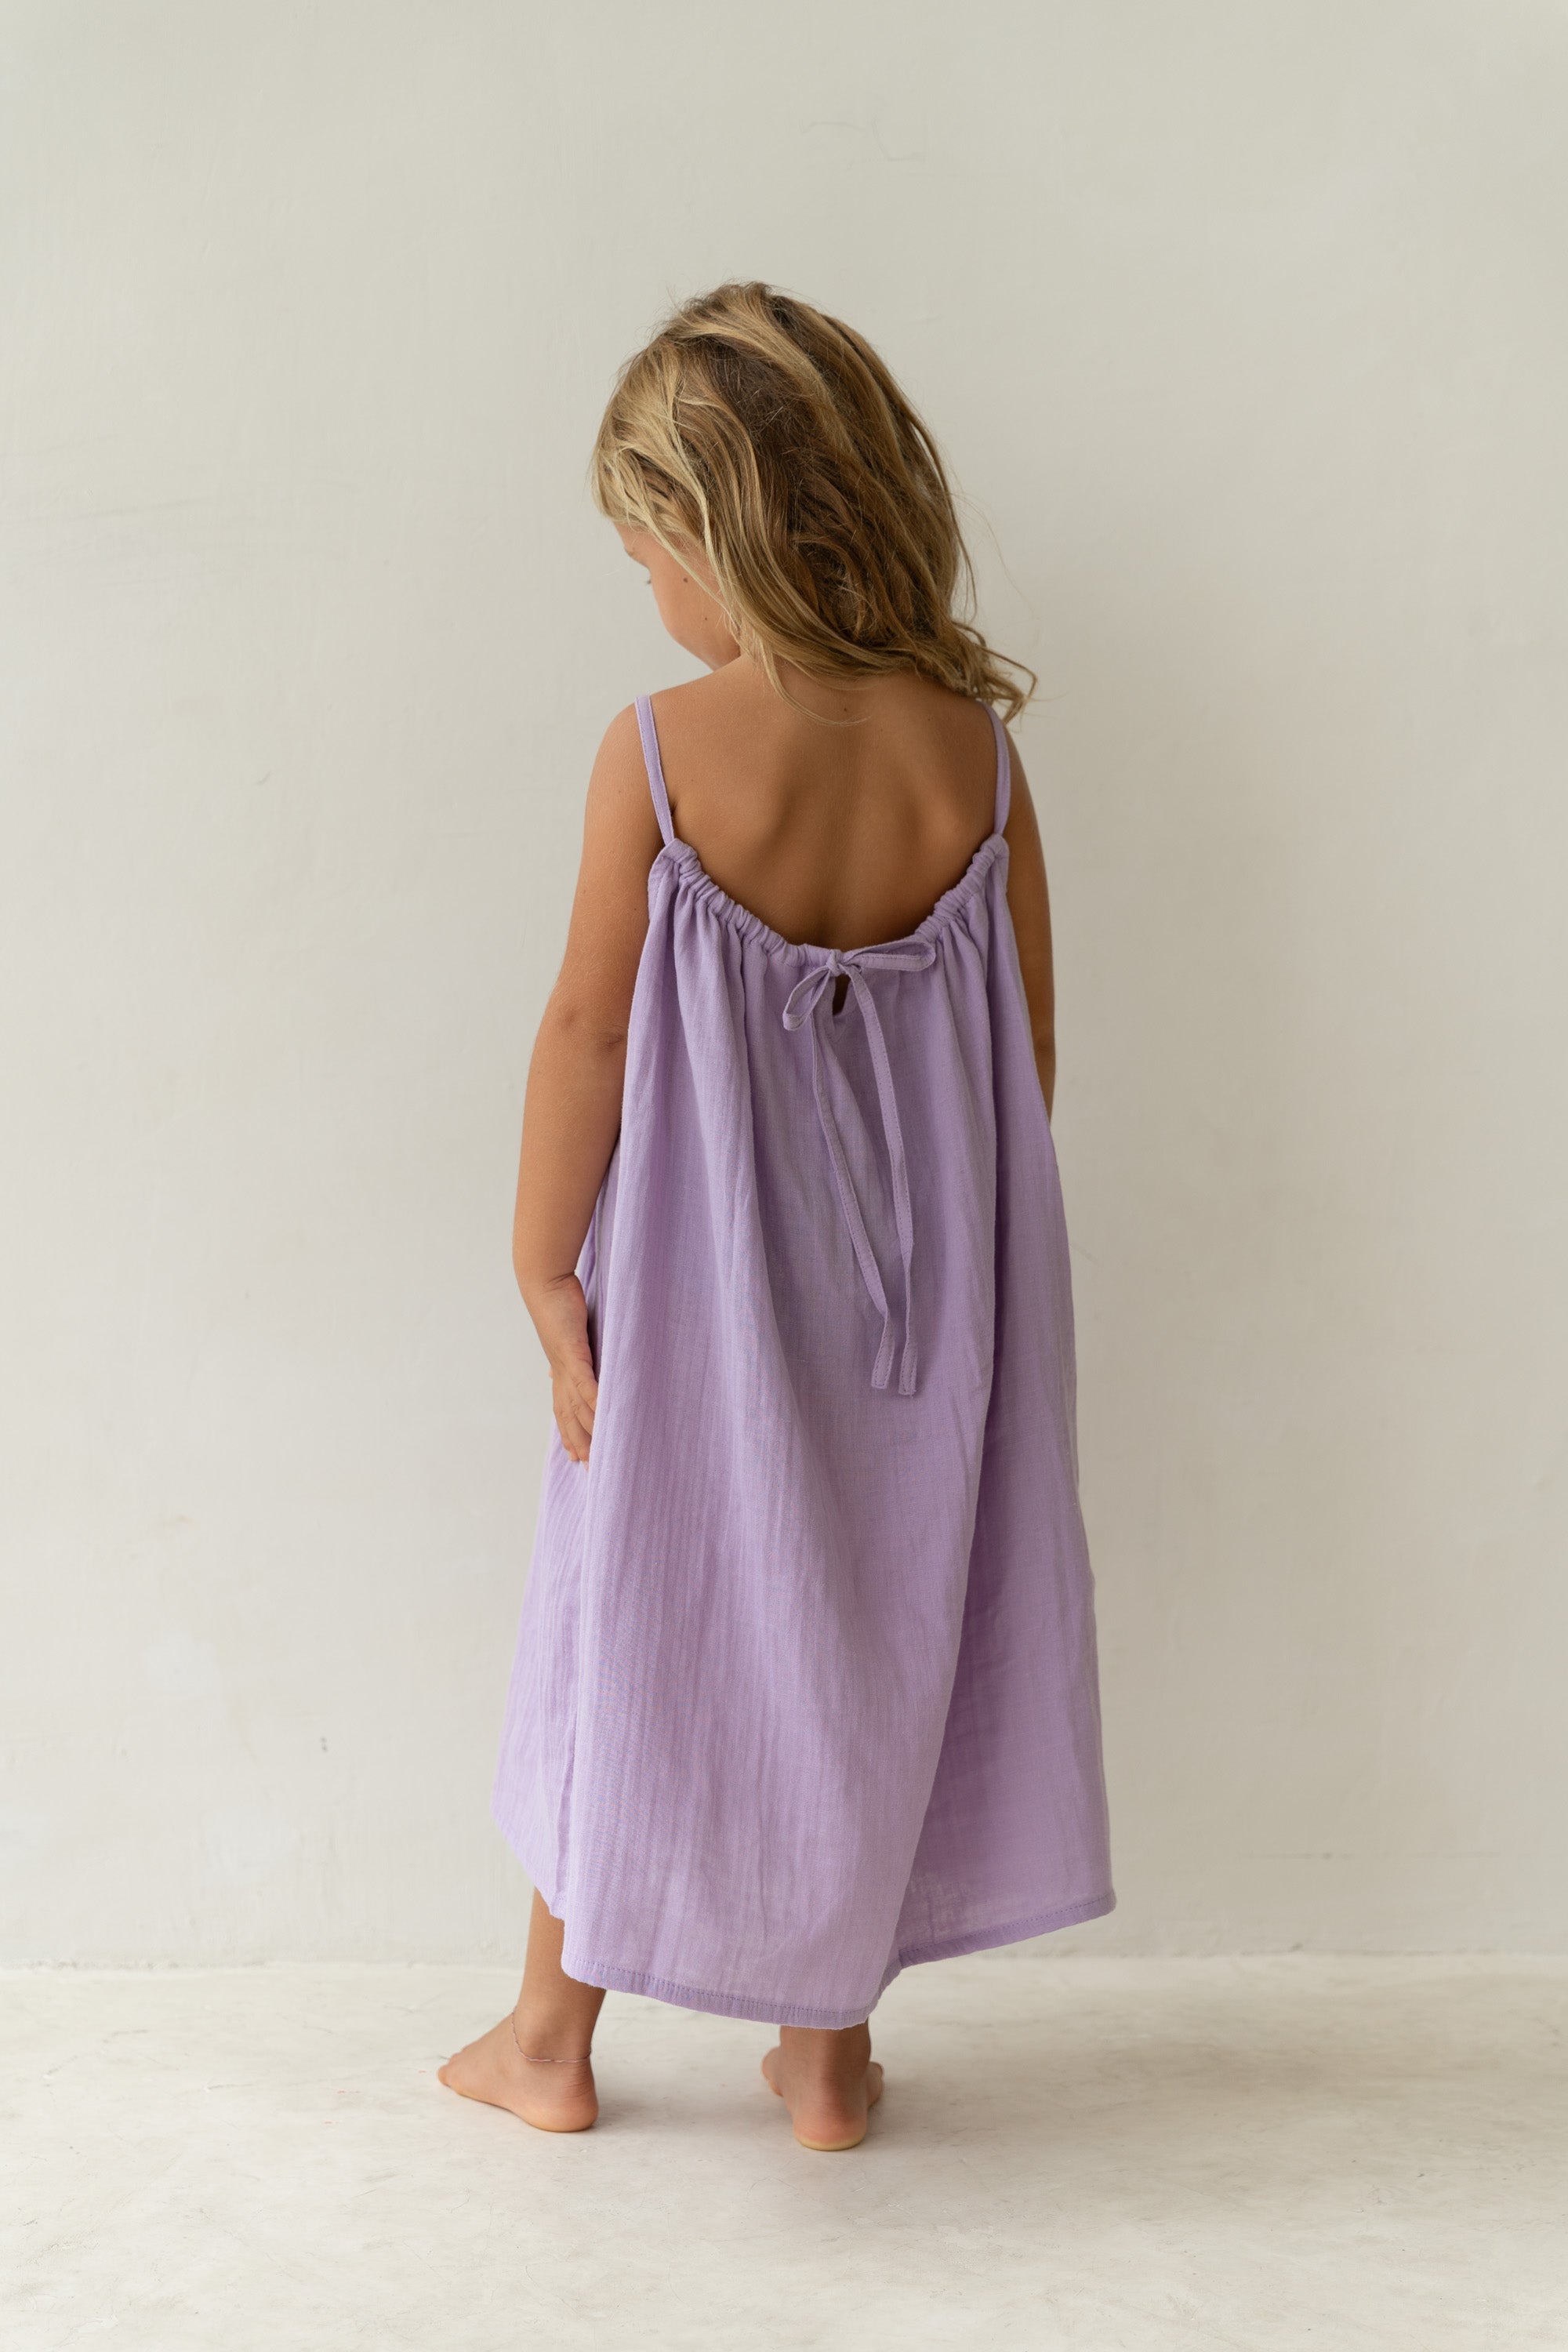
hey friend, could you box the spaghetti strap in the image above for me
[987,706,1011,834]
[634,695,677,848]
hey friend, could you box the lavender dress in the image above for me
[492,695,1113,2028]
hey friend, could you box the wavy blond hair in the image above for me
[590,281,1034,724]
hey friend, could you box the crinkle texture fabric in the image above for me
[492,696,1113,2028]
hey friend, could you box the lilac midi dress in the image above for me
[492,695,1113,2029]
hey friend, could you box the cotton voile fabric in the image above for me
[493,696,1113,2028]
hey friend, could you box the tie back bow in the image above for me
[780,940,938,1394]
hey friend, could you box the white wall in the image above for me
[3,0,1565,1963]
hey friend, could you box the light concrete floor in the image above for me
[5,1955,1565,2350]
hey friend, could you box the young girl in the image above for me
[441,282,1112,2151]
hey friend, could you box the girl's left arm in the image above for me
[512,706,663,1462]
[1000,734,1057,1119]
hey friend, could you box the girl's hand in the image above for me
[528,1275,599,1464]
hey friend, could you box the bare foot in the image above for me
[438,2013,597,2134]
[761,2022,884,2151]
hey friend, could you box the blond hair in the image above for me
[590,281,1034,724]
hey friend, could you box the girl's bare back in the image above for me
[644,663,1003,953]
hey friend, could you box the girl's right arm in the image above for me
[1000,735,1058,1119]
[512,706,664,1462]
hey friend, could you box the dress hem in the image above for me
[557,1889,1118,2031]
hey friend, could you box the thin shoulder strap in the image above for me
[987,705,1011,833]
[634,695,676,848]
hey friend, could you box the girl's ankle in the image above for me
[510,2008,595,2063]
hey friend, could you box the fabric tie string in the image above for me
[782,942,937,1395]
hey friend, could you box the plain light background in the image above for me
[2,0,1564,1965]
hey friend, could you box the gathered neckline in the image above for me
[656,830,1008,967]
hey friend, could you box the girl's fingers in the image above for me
[554,1387,593,1462]
[543,1294,597,1458]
